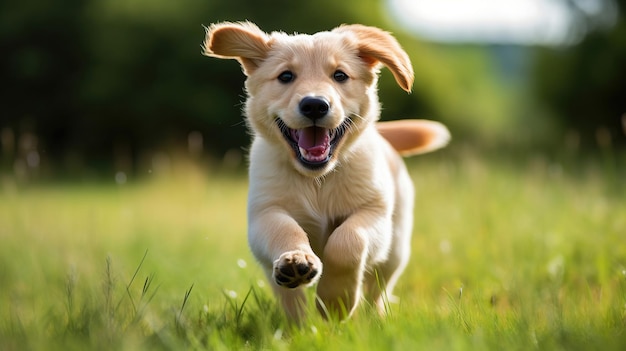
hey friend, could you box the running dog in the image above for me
[203,22,450,322]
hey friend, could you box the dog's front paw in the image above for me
[273,251,321,289]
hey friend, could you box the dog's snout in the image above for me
[299,96,330,121]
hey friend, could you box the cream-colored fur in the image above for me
[203,22,450,322]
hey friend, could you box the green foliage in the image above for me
[1,154,625,350]
[530,0,626,150]
[3,0,624,181]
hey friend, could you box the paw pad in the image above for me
[273,252,320,288]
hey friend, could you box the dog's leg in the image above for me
[264,270,308,322]
[365,166,414,315]
[363,243,410,315]
[249,210,322,322]
[315,207,391,320]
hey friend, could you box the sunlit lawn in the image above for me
[1,151,625,350]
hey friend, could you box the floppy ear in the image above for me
[334,24,414,92]
[377,120,450,156]
[203,21,271,75]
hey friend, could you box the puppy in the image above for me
[203,22,450,322]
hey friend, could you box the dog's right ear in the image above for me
[203,21,271,75]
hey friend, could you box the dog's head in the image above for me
[203,22,413,177]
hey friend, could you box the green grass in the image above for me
[1,152,625,350]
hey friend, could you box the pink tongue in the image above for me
[297,127,329,156]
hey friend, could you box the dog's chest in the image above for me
[296,210,346,256]
[286,183,364,255]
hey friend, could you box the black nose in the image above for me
[299,96,330,121]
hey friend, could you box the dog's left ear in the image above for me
[334,25,414,93]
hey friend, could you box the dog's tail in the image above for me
[376,119,450,157]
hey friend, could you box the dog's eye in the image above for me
[277,71,295,83]
[333,70,349,82]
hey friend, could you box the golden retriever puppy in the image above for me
[203,22,450,322]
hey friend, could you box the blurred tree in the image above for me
[531,0,626,151]
[1,0,89,166]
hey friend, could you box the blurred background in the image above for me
[1,0,625,183]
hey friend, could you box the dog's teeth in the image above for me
[299,146,330,163]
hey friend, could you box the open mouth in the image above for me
[277,118,351,169]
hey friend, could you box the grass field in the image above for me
[1,150,625,350]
